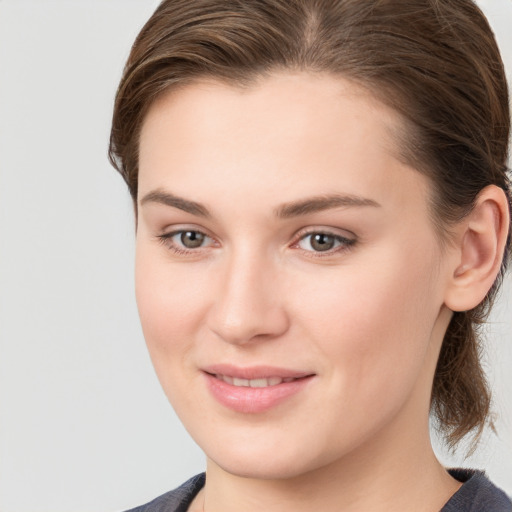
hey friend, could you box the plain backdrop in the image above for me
[0,1,511,511]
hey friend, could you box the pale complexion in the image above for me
[135,73,506,511]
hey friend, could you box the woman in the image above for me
[109,0,512,510]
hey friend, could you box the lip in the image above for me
[203,364,313,380]
[202,364,315,414]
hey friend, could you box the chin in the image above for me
[212,454,316,481]
[202,431,334,481]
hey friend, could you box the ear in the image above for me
[444,185,510,312]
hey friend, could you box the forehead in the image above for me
[138,72,429,212]
[140,72,400,154]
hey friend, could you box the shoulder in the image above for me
[124,473,206,512]
[442,468,511,512]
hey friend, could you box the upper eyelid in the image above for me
[161,228,208,237]
[159,225,214,240]
[292,226,356,242]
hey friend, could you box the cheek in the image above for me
[134,245,207,365]
[290,244,441,401]
[134,246,217,416]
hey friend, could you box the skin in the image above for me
[134,72,498,511]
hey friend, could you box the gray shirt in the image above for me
[126,469,512,511]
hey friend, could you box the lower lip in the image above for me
[203,373,314,414]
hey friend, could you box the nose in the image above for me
[207,248,290,345]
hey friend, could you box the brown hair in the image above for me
[109,0,511,449]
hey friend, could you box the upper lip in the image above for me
[202,364,314,380]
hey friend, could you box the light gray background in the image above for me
[0,1,511,511]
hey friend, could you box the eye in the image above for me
[158,229,215,253]
[296,231,355,253]
[176,230,206,248]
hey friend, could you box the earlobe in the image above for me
[444,185,510,312]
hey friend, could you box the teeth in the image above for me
[247,378,267,388]
[221,375,234,385]
[217,374,286,387]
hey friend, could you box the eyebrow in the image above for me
[140,189,211,217]
[275,194,381,218]
[139,189,380,218]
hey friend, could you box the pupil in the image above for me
[181,231,205,248]
[311,233,334,252]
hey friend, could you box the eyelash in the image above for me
[157,229,216,255]
[157,229,356,257]
[293,230,356,257]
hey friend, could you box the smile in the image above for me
[214,374,297,387]
[202,366,315,413]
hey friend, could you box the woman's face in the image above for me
[136,73,453,479]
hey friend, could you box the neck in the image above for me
[197,422,460,512]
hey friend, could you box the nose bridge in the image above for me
[208,243,288,344]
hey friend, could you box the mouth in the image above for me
[209,374,301,388]
[202,365,315,413]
